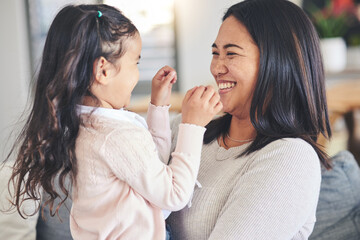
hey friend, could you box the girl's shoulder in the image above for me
[80,113,150,137]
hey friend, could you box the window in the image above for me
[26,0,177,96]
[104,0,177,95]
[26,0,99,73]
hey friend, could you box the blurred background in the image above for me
[0,0,359,162]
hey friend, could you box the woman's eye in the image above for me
[212,51,219,55]
[227,52,237,56]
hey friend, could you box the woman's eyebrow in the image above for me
[211,43,243,50]
[224,43,243,49]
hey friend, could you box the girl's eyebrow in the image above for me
[212,43,244,50]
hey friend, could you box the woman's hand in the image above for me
[151,65,177,106]
[181,85,223,126]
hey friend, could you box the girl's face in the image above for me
[210,16,260,118]
[104,34,142,109]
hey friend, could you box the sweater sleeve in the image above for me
[208,139,321,240]
[146,103,171,164]
[100,123,205,211]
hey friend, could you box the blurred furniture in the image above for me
[0,163,39,240]
[319,80,360,162]
[326,80,360,126]
[127,92,184,113]
[310,150,360,240]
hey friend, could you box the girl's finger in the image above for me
[190,86,206,100]
[214,101,223,112]
[209,92,220,106]
[183,86,198,101]
[158,65,175,78]
[164,71,177,84]
[201,85,215,101]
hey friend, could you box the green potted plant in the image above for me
[308,0,356,72]
[311,1,352,38]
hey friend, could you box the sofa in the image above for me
[2,150,360,239]
[309,150,360,240]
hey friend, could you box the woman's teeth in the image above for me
[218,82,236,90]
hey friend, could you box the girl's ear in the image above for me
[93,56,110,85]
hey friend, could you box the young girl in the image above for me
[6,4,222,240]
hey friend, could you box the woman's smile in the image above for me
[217,80,237,94]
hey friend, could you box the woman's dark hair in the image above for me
[204,0,332,169]
[5,4,138,217]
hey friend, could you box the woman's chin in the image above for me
[219,99,232,113]
[221,106,232,115]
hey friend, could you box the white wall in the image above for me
[175,0,241,92]
[0,0,30,162]
[0,2,38,239]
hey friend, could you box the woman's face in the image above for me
[210,16,260,118]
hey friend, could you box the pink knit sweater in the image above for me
[70,104,205,240]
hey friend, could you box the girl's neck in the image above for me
[219,115,256,149]
[82,96,115,109]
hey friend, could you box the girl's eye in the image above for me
[137,62,140,65]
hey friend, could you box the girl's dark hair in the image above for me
[204,0,332,169]
[5,4,138,217]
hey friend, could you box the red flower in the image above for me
[333,0,355,15]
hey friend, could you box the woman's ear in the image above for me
[93,56,110,85]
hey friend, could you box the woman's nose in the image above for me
[211,58,228,76]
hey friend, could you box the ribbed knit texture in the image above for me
[167,115,321,240]
[70,106,205,240]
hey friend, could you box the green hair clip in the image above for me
[97,11,102,18]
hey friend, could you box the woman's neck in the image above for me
[219,115,256,149]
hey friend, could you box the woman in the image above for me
[167,0,331,239]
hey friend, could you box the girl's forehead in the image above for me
[127,34,142,52]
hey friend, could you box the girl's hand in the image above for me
[181,85,223,126]
[151,66,177,106]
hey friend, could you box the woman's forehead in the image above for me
[214,16,255,48]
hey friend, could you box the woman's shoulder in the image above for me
[261,137,316,155]
[251,137,320,170]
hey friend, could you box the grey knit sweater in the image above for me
[167,116,321,240]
